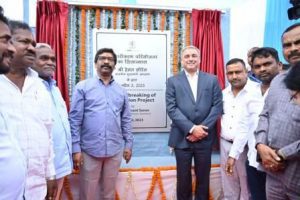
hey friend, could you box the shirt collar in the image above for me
[225,79,257,95]
[96,75,115,84]
[42,77,56,87]
[184,69,199,78]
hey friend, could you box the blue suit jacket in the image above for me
[166,70,223,149]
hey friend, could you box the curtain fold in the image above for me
[36,0,70,108]
[192,9,225,89]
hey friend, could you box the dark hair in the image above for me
[226,58,246,68]
[281,23,300,39]
[282,64,290,70]
[8,20,31,34]
[94,48,117,64]
[284,62,300,91]
[251,47,280,64]
[0,6,9,25]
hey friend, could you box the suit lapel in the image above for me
[196,72,206,104]
[179,71,195,103]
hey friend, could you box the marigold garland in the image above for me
[95,8,101,29]
[63,176,73,200]
[146,169,157,200]
[113,9,118,30]
[160,11,165,31]
[63,15,69,85]
[185,13,191,46]
[125,9,129,30]
[63,12,71,109]
[133,10,138,30]
[173,11,179,75]
[147,11,151,32]
[115,190,121,200]
[80,9,86,81]
[156,169,167,200]
[71,165,219,200]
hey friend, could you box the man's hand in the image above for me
[186,134,200,142]
[225,157,235,176]
[72,152,83,170]
[123,149,132,164]
[192,125,208,140]
[46,179,57,200]
[256,144,285,172]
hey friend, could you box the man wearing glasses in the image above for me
[255,23,300,199]
[70,48,134,200]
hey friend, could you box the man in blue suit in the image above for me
[166,46,223,200]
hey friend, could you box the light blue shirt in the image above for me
[0,111,26,200]
[70,76,133,157]
[43,79,72,179]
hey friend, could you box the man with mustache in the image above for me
[245,47,281,200]
[69,48,133,200]
[255,23,300,199]
[0,20,56,200]
[32,43,72,200]
[0,7,26,200]
[220,58,261,200]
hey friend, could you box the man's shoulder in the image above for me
[222,86,231,95]
[268,72,287,90]
[75,77,97,88]
[200,71,217,79]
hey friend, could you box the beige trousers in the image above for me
[79,151,122,200]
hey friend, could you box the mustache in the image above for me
[25,52,35,57]
[288,51,300,59]
[2,51,14,59]
[100,64,112,69]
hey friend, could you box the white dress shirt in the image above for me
[247,84,269,168]
[0,111,26,200]
[0,68,55,199]
[221,80,262,159]
[185,70,198,101]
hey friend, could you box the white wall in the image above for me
[1,0,266,64]
[0,0,23,21]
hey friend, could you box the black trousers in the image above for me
[174,147,212,200]
[245,160,267,200]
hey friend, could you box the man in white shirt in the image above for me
[246,47,281,200]
[0,20,56,200]
[221,58,261,200]
[0,7,26,200]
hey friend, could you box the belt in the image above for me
[221,137,234,144]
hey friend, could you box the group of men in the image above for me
[0,6,133,200]
[166,24,300,200]
[0,7,72,200]
[219,25,300,200]
[1,4,300,200]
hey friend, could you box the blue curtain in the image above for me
[264,0,300,63]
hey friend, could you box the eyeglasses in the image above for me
[98,56,114,62]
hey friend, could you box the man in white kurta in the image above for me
[0,20,55,200]
[221,58,261,200]
[0,10,26,200]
